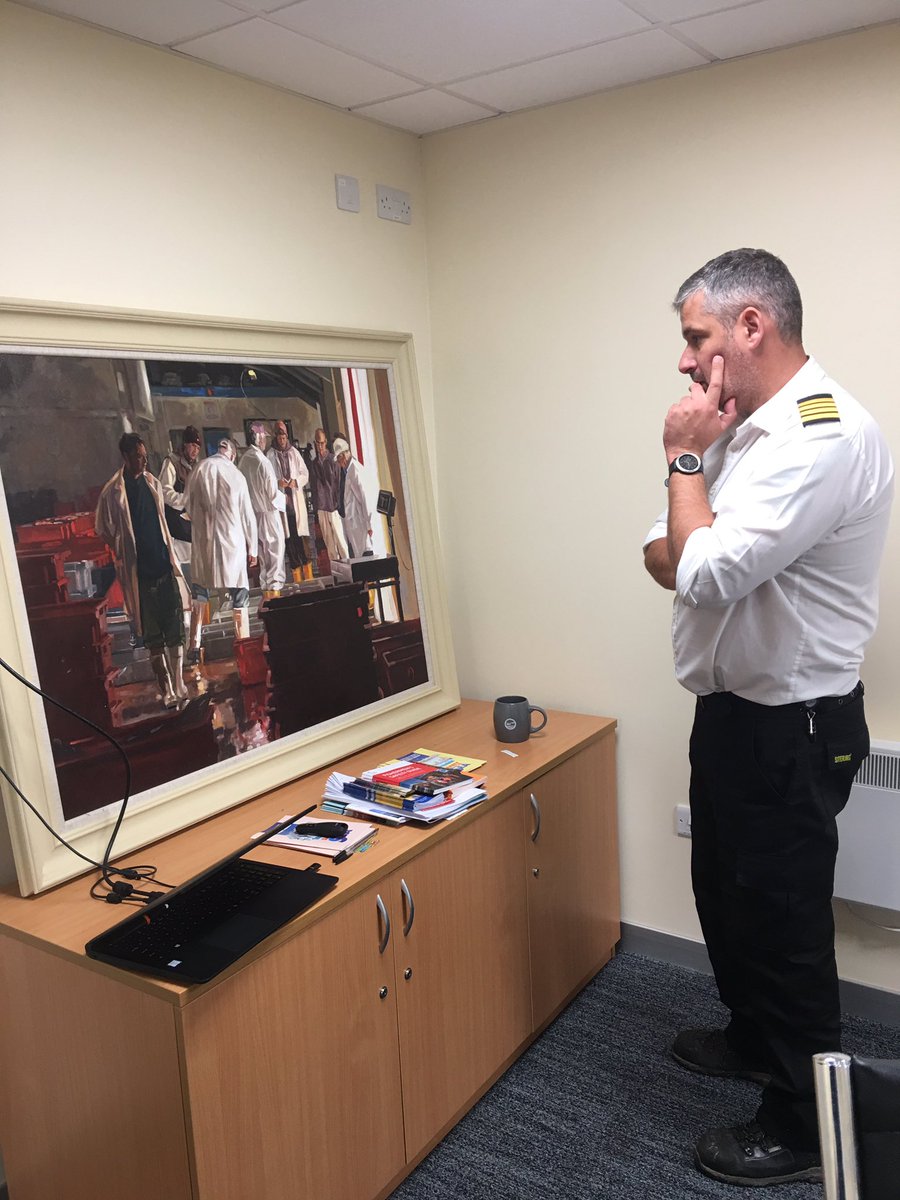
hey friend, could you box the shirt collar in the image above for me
[743,356,825,435]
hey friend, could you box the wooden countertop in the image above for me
[0,699,616,1004]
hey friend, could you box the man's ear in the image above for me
[736,305,764,349]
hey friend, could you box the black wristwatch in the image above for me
[666,452,703,487]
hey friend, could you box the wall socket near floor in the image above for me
[675,804,692,838]
[376,183,412,224]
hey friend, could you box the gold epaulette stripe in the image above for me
[797,393,840,427]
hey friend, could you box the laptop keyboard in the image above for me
[96,858,292,967]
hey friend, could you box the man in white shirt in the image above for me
[184,439,258,642]
[267,419,312,580]
[332,436,373,559]
[644,249,893,1187]
[239,421,286,595]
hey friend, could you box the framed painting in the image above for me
[0,299,459,894]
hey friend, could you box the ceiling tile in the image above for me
[452,29,707,112]
[270,0,649,82]
[175,17,419,107]
[19,0,243,44]
[353,90,498,135]
[628,0,760,21]
[222,0,300,13]
[677,0,900,60]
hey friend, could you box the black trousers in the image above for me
[688,685,869,1149]
[284,507,311,570]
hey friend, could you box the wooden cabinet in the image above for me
[178,797,534,1199]
[389,793,532,1159]
[524,736,620,1031]
[180,881,406,1200]
[0,701,618,1200]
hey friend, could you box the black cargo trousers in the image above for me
[688,683,869,1149]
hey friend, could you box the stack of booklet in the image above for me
[254,815,377,857]
[322,747,488,825]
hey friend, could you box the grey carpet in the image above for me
[391,952,900,1199]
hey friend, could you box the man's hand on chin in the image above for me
[664,355,738,460]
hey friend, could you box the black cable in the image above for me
[0,760,108,871]
[0,652,163,900]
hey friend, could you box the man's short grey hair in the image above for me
[217,438,236,459]
[673,248,803,344]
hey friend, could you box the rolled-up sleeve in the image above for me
[676,436,853,608]
[643,509,668,551]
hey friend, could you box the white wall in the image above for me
[0,0,432,880]
[422,26,900,993]
[0,4,431,341]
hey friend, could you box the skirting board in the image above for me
[620,923,900,1030]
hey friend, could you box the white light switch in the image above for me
[335,174,360,213]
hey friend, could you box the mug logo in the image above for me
[504,717,517,730]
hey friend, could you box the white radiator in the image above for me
[834,739,900,911]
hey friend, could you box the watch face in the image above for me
[675,453,701,473]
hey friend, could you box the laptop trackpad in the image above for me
[199,913,275,953]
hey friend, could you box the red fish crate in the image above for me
[27,595,110,646]
[22,578,70,607]
[15,549,68,588]
[15,517,78,546]
[68,512,96,535]
[66,538,111,567]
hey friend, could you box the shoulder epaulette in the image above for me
[797,393,840,427]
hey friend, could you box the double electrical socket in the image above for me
[334,175,412,224]
[376,183,412,224]
[675,804,692,838]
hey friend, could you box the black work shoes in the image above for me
[672,1028,771,1085]
[694,1121,823,1186]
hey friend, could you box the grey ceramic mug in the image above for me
[493,695,548,743]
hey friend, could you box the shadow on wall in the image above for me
[0,815,15,888]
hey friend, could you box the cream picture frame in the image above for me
[0,299,459,895]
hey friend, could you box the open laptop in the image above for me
[85,807,338,984]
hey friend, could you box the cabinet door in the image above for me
[525,736,620,1030]
[391,795,532,1160]
[180,882,405,1200]
[0,938,192,1200]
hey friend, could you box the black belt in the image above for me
[698,680,863,714]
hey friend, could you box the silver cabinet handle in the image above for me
[376,893,391,954]
[529,792,541,842]
[400,878,415,936]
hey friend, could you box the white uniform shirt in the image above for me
[267,444,310,537]
[644,357,893,703]
[184,453,257,590]
[239,445,286,518]
[341,457,373,559]
[158,452,193,566]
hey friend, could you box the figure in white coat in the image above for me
[95,432,189,709]
[184,439,258,641]
[239,422,286,594]
[267,419,312,581]
[332,437,373,559]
